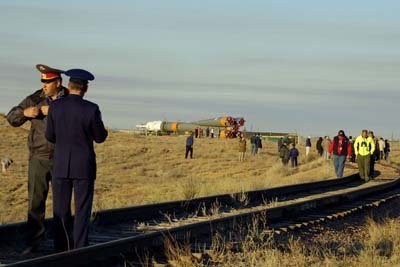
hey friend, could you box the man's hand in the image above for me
[23,106,40,118]
[40,105,49,116]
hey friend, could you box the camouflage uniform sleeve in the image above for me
[6,96,33,127]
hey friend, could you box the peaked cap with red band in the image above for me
[36,64,64,80]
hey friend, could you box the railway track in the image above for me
[1,172,399,267]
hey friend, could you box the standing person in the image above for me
[206,127,210,138]
[194,128,199,138]
[368,131,379,178]
[250,133,257,156]
[185,132,194,159]
[305,136,312,156]
[279,143,290,166]
[210,128,214,138]
[46,69,108,251]
[354,130,375,181]
[316,137,323,156]
[328,130,352,178]
[238,134,246,162]
[256,133,263,153]
[349,136,356,163]
[378,138,385,160]
[254,134,260,155]
[322,136,331,160]
[384,139,390,160]
[352,137,357,163]
[289,143,299,168]
[277,138,283,154]
[6,64,67,254]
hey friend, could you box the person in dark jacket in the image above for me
[316,137,323,156]
[256,133,263,151]
[279,143,290,165]
[277,137,283,154]
[6,64,67,254]
[185,132,194,159]
[46,69,108,251]
[384,139,390,160]
[250,134,257,156]
[328,130,352,178]
[352,138,357,163]
[289,143,299,168]
[368,131,379,178]
[305,136,312,156]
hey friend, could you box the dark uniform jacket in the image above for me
[45,94,108,180]
[279,145,290,160]
[7,88,68,160]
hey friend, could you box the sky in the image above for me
[0,0,399,138]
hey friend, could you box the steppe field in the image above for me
[2,113,400,266]
[0,113,359,223]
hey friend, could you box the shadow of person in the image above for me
[371,170,381,179]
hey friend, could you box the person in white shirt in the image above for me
[378,138,385,160]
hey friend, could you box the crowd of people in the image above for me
[194,127,217,138]
[281,130,391,181]
[214,129,391,181]
[185,132,264,162]
[186,130,391,179]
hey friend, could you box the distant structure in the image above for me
[244,131,298,144]
[136,116,245,138]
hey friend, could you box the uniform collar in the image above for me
[43,86,68,102]
[68,93,83,98]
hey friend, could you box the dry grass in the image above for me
[0,114,355,224]
[160,151,400,267]
[162,216,400,267]
[2,113,400,266]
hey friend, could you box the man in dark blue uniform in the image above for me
[45,68,108,251]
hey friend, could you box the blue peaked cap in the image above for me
[65,69,95,84]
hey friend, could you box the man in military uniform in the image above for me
[46,68,108,251]
[7,64,67,253]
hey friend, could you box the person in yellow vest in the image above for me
[354,129,375,181]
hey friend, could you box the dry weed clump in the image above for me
[298,157,324,172]
[163,233,200,267]
[180,177,202,200]
[266,163,296,179]
[163,216,400,267]
[299,153,318,164]
[356,218,400,266]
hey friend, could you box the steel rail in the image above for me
[2,176,399,267]
[0,174,359,242]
